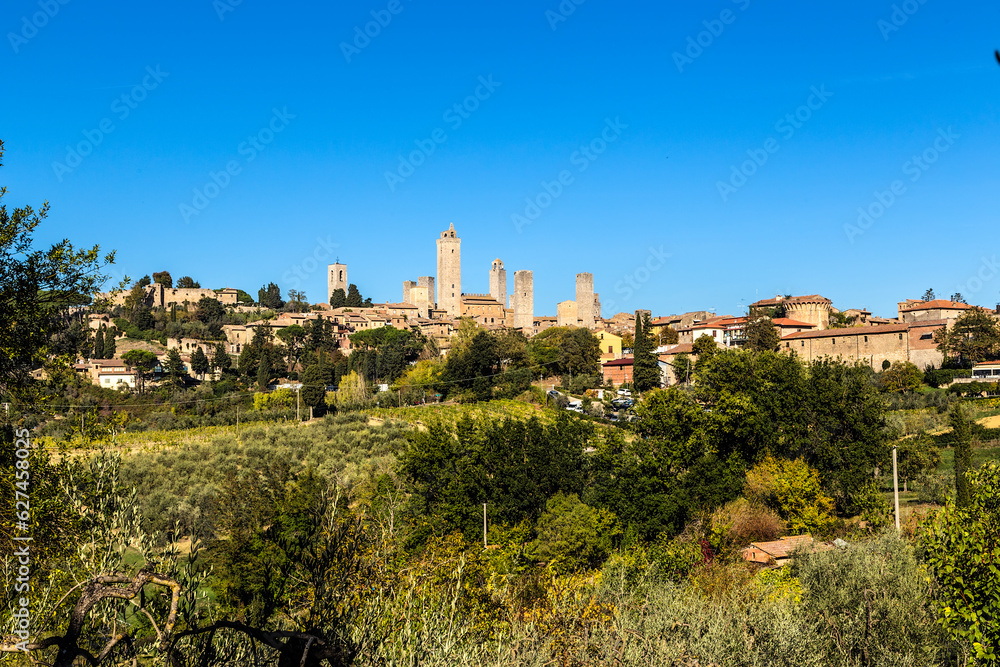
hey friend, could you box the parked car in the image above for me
[547,389,560,398]
[617,388,632,396]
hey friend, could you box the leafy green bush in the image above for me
[744,456,834,535]
[526,492,620,574]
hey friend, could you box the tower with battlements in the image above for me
[436,224,461,317]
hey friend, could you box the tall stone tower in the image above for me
[489,259,507,308]
[576,272,595,329]
[327,262,348,302]
[417,276,435,307]
[436,224,461,317]
[402,280,416,304]
[513,270,533,331]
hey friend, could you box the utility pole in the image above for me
[483,503,487,548]
[296,386,300,424]
[893,445,900,532]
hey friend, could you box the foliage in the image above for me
[935,307,1000,365]
[648,533,705,581]
[880,361,923,393]
[176,275,199,288]
[744,455,834,535]
[400,414,590,544]
[528,326,601,378]
[920,462,1000,665]
[329,287,346,308]
[257,281,284,310]
[152,270,172,287]
[122,348,157,393]
[633,312,660,392]
[190,346,210,379]
[252,387,295,411]
[527,492,621,574]
[853,482,893,531]
[791,531,949,667]
[709,497,783,556]
[744,310,781,351]
[950,404,975,507]
[1,139,120,398]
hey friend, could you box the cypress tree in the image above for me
[93,326,105,359]
[104,328,116,358]
[950,404,975,507]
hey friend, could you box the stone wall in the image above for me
[576,272,595,329]
[513,270,534,331]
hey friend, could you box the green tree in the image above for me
[257,350,273,390]
[258,282,284,310]
[896,437,940,492]
[121,349,157,394]
[633,313,660,392]
[235,288,254,304]
[195,295,225,323]
[329,288,346,308]
[658,325,679,345]
[879,361,923,393]
[93,325,105,359]
[190,346,210,380]
[951,292,966,304]
[165,347,187,386]
[743,309,780,352]
[176,275,199,288]
[920,462,1000,664]
[137,274,151,287]
[950,404,975,508]
[744,455,835,535]
[152,270,172,287]
[691,334,718,375]
[526,492,620,573]
[211,341,232,375]
[345,283,363,308]
[300,363,330,415]
[922,287,935,302]
[104,327,116,357]
[276,323,307,372]
[528,326,601,378]
[1,139,120,397]
[936,307,1000,365]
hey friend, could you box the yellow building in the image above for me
[595,330,623,360]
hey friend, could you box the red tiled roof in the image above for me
[899,299,974,312]
[603,358,634,368]
[659,343,694,356]
[782,319,946,340]
[772,318,816,328]
[744,535,818,561]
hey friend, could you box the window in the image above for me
[609,345,613,353]
[832,338,836,345]
[801,341,805,346]
[899,333,903,340]
[864,336,868,343]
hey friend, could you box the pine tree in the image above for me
[165,348,187,385]
[345,284,363,308]
[330,288,346,308]
[257,351,273,390]
[93,326,105,359]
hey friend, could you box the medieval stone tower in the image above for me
[327,262,348,302]
[489,259,507,308]
[436,223,461,317]
[513,270,533,331]
[418,276,435,307]
[576,272,595,329]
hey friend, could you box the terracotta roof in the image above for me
[899,299,974,312]
[782,319,946,340]
[659,343,694,355]
[603,358,634,368]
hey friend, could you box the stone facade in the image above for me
[557,300,578,327]
[436,224,461,317]
[97,284,238,309]
[489,259,507,308]
[576,272,595,329]
[327,262,348,302]
[403,280,416,304]
[513,270,534,331]
[781,320,945,370]
[418,276,435,306]
[751,294,831,330]
[898,299,973,323]
[461,294,506,326]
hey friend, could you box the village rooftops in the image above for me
[898,299,973,312]
[781,319,946,341]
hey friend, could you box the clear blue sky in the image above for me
[3,0,998,318]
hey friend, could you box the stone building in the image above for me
[327,262,348,301]
[557,300,578,327]
[490,259,507,308]
[96,284,239,309]
[780,320,945,370]
[897,299,973,323]
[436,223,462,318]
[512,270,534,331]
[461,294,507,326]
[418,276,435,305]
[750,294,832,330]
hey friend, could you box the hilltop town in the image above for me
[77,222,997,395]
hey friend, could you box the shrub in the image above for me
[744,456,834,535]
[709,498,783,556]
[852,482,893,532]
[920,462,1000,664]
[648,533,704,582]
[792,531,948,666]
